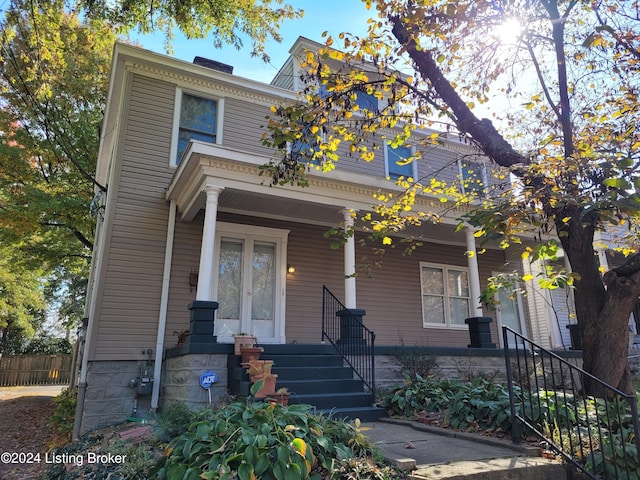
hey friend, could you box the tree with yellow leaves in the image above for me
[263,0,640,394]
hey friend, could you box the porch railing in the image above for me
[321,286,376,402]
[503,326,640,479]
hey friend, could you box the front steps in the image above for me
[227,346,386,421]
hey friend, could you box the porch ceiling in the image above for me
[218,189,344,225]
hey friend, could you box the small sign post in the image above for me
[199,370,218,405]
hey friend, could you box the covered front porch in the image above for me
[164,140,490,347]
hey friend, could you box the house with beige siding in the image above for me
[74,37,539,435]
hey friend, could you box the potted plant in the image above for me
[243,360,274,382]
[233,333,256,355]
[268,387,290,406]
[173,329,189,346]
[250,373,277,398]
[240,344,264,363]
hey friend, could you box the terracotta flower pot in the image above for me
[234,335,256,355]
[251,374,277,398]
[240,346,264,363]
[267,392,290,406]
[242,360,273,382]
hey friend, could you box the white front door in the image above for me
[213,223,288,344]
[494,275,526,347]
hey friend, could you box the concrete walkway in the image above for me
[363,419,567,479]
[0,385,66,400]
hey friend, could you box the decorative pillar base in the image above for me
[566,324,581,350]
[336,309,366,345]
[188,301,219,344]
[465,316,496,348]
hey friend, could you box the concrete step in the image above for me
[275,377,364,394]
[410,457,566,480]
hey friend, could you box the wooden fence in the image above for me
[0,355,72,386]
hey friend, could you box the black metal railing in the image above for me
[503,326,640,479]
[321,285,376,402]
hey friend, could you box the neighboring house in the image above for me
[75,37,534,434]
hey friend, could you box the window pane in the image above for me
[387,145,413,179]
[447,269,469,297]
[177,93,217,162]
[354,90,378,111]
[291,123,320,165]
[449,298,469,325]
[252,243,275,322]
[180,94,217,133]
[218,240,243,321]
[461,160,485,195]
[421,266,444,295]
[423,296,445,324]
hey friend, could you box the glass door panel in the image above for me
[251,243,276,338]
[216,240,243,337]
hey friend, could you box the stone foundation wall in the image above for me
[162,354,228,408]
[81,361,152,434]
[375,352,584,388]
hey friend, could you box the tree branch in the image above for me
[389,15,530,169]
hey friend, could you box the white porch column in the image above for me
[196,185,224,301]
[465,227,483,317]
[341,209,357,308]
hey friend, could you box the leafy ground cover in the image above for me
[383,375,640,479]
[40,398,405,480]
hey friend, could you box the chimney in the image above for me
[193,56,233,74]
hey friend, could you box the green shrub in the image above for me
[50,387,77,440]
[386,375,639,477]
[157,401,199,440]
[157,400,398,480]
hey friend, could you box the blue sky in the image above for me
[135,1,374,83]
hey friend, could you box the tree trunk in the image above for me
[389,13,637,395]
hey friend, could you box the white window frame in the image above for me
[169,87,224,166]
[385,143,416,180]
[458,157,488,196]
[420,262,470,329]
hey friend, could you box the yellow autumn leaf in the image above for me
[382,236,392,245]
[522,274,533,282]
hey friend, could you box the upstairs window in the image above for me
[353,89,379,112]
[459,159,487,196]
[420,263,470,328]
[287,122,325,169]
[386,144,415,180]
[176,93,218,163]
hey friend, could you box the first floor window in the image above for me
[176,92,217,163]
[420,263,470,327]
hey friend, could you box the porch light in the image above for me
[287,264,295,274]
[189,270,198,292]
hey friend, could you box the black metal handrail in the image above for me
[503,326,640,479]
[321,285,376,403]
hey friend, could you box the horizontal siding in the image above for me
[94,74,177,360]
[164,213,511,348]
[165,218,202,347]
[223,98,276,157]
